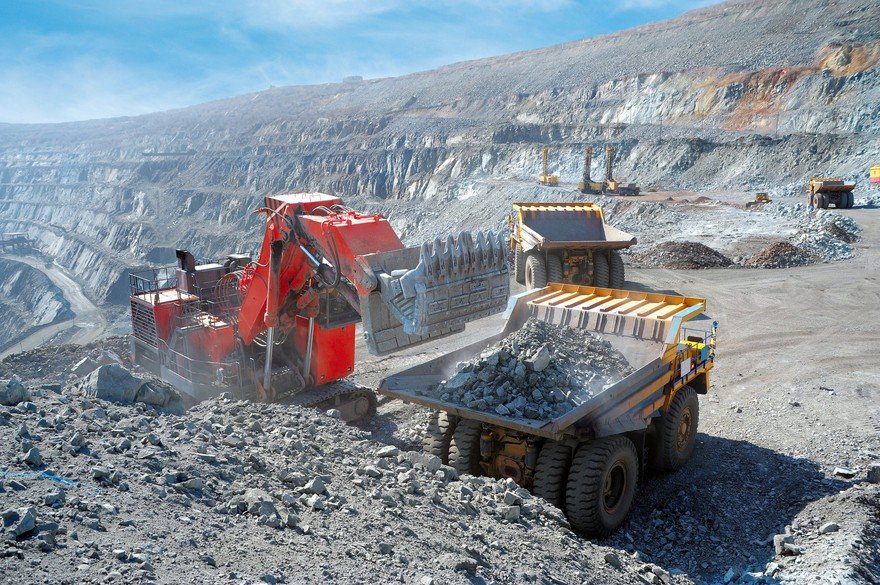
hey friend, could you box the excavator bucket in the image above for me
[360,230,510,354]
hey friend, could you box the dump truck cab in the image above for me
[509,202,636,290]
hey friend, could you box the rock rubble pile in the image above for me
[433,319,633,420]
[745,241,818,268]
[0,365,644,584]
[630,241,733,270]
[768,203,860,262]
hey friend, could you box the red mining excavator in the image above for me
[129,192,509,421]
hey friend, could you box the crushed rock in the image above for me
[0,336,133,386]
[745,241,818,268]
[769,203,860,261]
[855,195,880,208]
[429,319,632,420]
[0,365,643,584]
[629,241,733,269]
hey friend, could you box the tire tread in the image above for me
[448,419,482,475]
[565,436,638,537]
[532,441,572,508]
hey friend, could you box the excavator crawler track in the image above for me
[282,380,377,424]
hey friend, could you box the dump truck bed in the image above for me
[513,202,636,252]
[811,178,856,192]
[380,285,714,441]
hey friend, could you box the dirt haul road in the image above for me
[353,206,880,582]
[0,255,108,359]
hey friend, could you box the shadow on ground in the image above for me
[605,433,848,582]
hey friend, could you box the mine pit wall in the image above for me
[0,259,73,352]
[0,125,875,309]
[0,11,877,307]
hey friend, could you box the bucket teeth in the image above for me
[372,228,511,340]
[411,229,507,286]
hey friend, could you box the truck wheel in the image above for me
[424,411,457,464]
[525,254,548,289]
[448,419,483,476]
[651,385,699,472]
[819,193,829,209]
[532,441,572,508]
[565,436,638,537]
[810,192,819,208]
[547,254,564,284]
[847,192,854,209]
[592,252,610,287]
[609,251,625,289]
[513,243,525,285]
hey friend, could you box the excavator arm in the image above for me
[129,191,509,412]
[237,193,509,355]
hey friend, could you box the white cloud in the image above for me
[0,56,231,123]
[238,0,400,29]
[59,0,573,31]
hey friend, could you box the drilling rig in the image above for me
[129,192,509,421]
[603,146,640,196]
[538,146,559,186]
[578,146,604,194]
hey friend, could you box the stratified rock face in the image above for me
[0,0,878,309]
[0,260,73,351]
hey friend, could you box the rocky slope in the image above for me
[0,259,73,353]
[0,0,878,312]
[0,364,645,585]
[1,345,877,585]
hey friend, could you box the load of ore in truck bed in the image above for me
[431,319,633,420]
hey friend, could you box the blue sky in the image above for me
[0,0,718,124]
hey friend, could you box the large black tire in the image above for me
[609,250,625,289]
[810,191,819,208]
[525,254,548,290]
[448,419,483,476]
[819,193,829,209]
[565,436,639,537]
[547,254,564,284]
[650,385,699,472]
[513,243,525,285]
[592,252,610,287]
[532,441,572,508]
[846,192,855,209]
[423,411,457,464]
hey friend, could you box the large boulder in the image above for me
[0,376,29,406]
[76,365,184,414]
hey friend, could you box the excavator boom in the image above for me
[129,192,509,415]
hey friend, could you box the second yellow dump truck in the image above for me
[509,202,637,290]
[808,178,855,209]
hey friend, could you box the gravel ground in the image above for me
[0,368,656,585]
[429,319,633,420]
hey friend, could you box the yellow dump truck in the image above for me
[509,202,637,290]
[380,284,717,536]
[809,178,855,209]
[870,165,880,186]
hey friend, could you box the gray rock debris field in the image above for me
[432,319,633,420]
[769,203,861,262]
[0,366,647,585]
